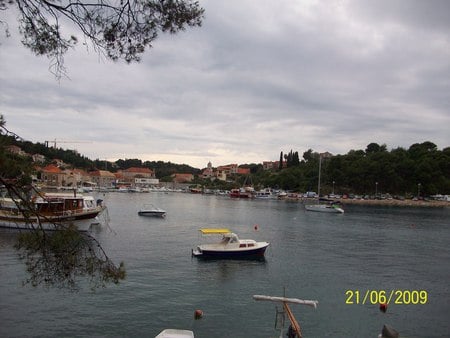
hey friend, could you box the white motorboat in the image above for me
[192,228,269,259]
[138,204,166,217]
[0,192,106,231]
[305,202,344,213]
[155,329,194,338]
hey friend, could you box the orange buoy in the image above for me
[379,302,388,313]
[194,309,203,319]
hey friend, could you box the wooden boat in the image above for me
[0,192,106,231]
[192,228,269,259]
[138,204,166,217]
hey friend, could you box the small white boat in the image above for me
[138,204,166,217]
[155,329,194,338]
[305,202,344,213]
[192,228,269,259]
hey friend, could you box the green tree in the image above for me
[365,142,387,154]
[303,149,313,162]
[1,0,204,77]
[1,115,125,290]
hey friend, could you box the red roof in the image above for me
[123,167,153,174]
[42,164,62,173]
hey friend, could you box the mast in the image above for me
[317,154,322,199]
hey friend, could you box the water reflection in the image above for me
[194,257,267,281]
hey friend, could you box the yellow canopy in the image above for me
[199,228,231,235]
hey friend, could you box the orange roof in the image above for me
[123,167,153,174]
[42,164,62,173]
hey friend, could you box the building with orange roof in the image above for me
[63,168,89,187]
[41,164,64,187]
[89,170,116,188]
[121,167,155,179]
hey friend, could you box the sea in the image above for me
[0,192,449,338]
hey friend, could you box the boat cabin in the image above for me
[35,196,85,216]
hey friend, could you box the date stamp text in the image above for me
[345,290,428,305]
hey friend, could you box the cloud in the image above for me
[1,0,449,168]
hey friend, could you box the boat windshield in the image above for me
[222,233,239,244]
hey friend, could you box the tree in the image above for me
[1,115,125,290]
[303,149,313,162]
[365,142,387,154]
[1,0,204,77]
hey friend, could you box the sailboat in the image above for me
[304,154,344,213]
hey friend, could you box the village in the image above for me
[5,144,282,192]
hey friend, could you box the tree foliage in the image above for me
[1,0,204,77]
[15,223,126,290]
[249,143,449,196]
[1,115,125,290]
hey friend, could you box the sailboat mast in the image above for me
[317,154,322,198]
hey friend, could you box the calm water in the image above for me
[0,192,449,338]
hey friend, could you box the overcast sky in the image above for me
[1,0,449,169]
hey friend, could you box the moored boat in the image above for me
[192,228,269,259]
[138,204,166,217]
[305,154,345,213]
[0,192,106,231]
[155,329,194,338]
[229,188,253,198]
[305,202,344,213]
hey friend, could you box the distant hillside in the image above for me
[6,136,201,179]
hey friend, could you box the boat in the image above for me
[155,329,194,338]
[229,187,253,198]
[0,192,106,231]
[254,188,278,199]
[192,228,270,258]
[305,154,344,213]
[305,198,344,213]
[138,204,166,217]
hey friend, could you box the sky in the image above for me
[1,0,449,169]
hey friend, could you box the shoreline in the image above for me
[335,198,450,208]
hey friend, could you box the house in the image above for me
[118,167,156,187]
[63,168,89,187]
[218,164,238,175]
[237,167,250,175]
[52,158,66,167]
[121,167,155,179]
[89,170,116,188]
[32,153,46,163]
[5,145,27,156]
[202,161,215,179]
[263,161,286,170]
[40,164,65,187]
[172,173,194,183]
